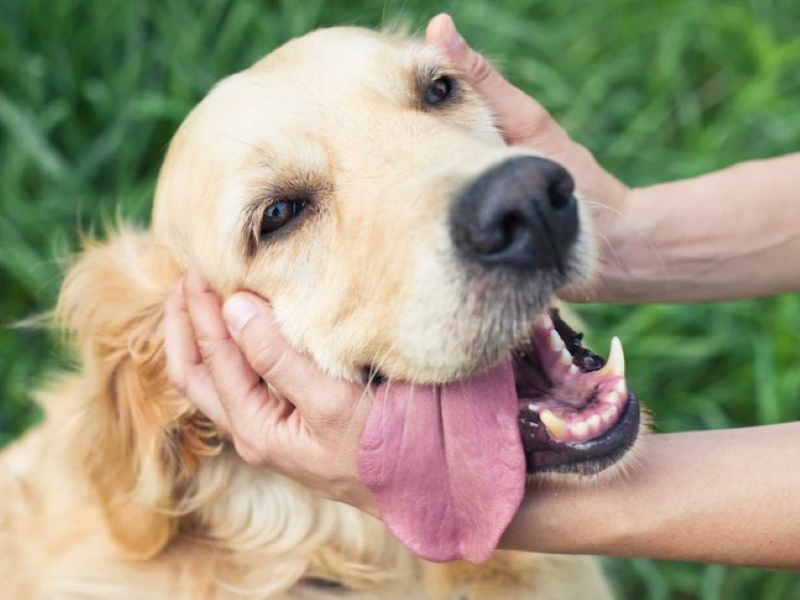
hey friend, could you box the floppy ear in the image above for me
[56,228,219,559]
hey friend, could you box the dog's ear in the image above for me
[56,228,220,558]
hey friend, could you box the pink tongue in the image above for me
[357,359,525,563]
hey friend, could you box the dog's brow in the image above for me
[232,137,275,168]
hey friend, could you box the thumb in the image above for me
[425,13,566,150]
[222,293,364,422]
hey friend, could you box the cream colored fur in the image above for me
[0,28,612,598]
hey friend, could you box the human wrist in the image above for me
[582,183,663,304]
[499,462,639,555]
[587,154,800,303]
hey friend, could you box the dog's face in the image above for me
[56,26,639,575]
[152,27,595,384]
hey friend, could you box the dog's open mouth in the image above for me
[514,308,640,475]
[358,307,641,564]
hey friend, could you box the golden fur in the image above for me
[0,28,613,598]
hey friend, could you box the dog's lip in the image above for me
[513,308,640,474]
[522,391,640,474]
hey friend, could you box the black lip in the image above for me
[523,391,641,475]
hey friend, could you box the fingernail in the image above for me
[439,14,465,52]
[223,294,257,335]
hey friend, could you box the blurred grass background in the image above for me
[1,0,799,597]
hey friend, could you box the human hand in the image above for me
[164,267,377,515]
[426,14,631,302]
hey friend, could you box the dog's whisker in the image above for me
[584,199,668,282]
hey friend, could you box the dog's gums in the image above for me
[515,309,640,474]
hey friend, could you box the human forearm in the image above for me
[503,423,800,569]
[598,153,800,303]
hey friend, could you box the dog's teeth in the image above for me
[571,421,589,439]
[601,404,619,423]
[558,349,573,366]
[587,414,602,433]
[568,364,579,376]
[615,378,627,397]
[539,410,567,440]
[548,330,564,352]
[533,313,553,330]
[597,336,625,378]
[602,390,620,406]
[527,402,542,413]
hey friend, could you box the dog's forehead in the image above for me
[252,26,434,85]
[206,28,440,137]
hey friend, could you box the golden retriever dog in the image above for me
[0,27,640,598]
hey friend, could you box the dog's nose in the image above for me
[451,156,578,270]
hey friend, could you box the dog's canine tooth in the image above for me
[539,409,568,439]
[597,336,625,378]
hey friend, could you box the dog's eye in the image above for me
[260,198,305,238]
[300,577,349,592]
[424,76,454,105]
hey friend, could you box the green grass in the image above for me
[1,0,799,597]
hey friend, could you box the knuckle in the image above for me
[468,52,496,88]
[165,352,191,399]
[308,410,342,435]
[246,336,288,383]
[167,365,188,396]
[164,282,185,314]
[196,337,228,364]
[232,437,264,467]
[511,105,573,156]
[512,103,555,141]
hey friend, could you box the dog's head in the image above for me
[153,27,595,383]
[57,26,639,575]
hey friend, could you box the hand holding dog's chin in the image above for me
[164,267,378,517]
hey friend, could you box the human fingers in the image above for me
[220,292,375,510]
[425,13,569,152]
[163,277,231,429]
[182,267,287,442]
[221,292,370,430]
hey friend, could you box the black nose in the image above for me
[450,156,578,270]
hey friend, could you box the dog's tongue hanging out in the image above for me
[357,360,525,563]
[358,309,639,563]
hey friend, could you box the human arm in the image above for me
[165,279,800,569]
[427,14,800,303]
[602,154,800,302]
[503,422,800,569]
